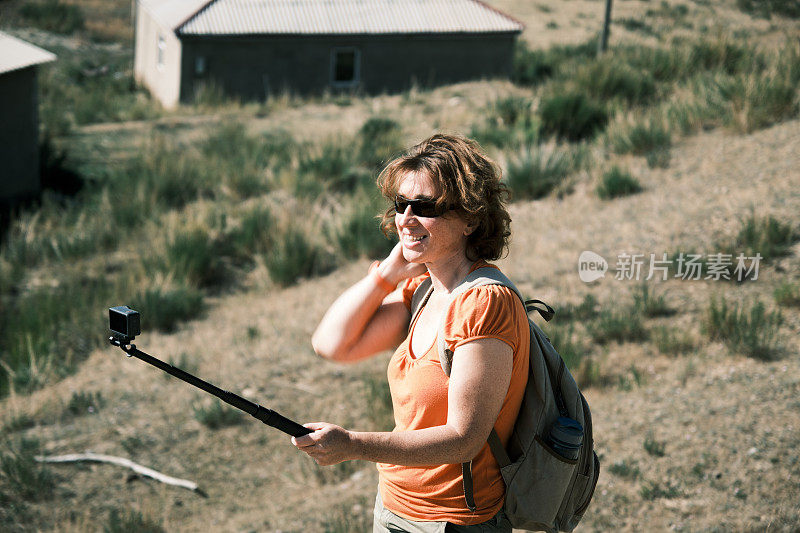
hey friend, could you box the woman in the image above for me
[292,134,529,532]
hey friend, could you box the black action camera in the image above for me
[109,306,141,344]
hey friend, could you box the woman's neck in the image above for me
[426,253,477,295]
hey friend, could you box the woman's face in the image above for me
[395,171,474,266]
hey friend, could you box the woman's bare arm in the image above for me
[294,337,513,465]
[311,243,427,363]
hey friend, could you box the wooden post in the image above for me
[599,0,613,55]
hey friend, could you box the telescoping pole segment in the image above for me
[109,339,312,438]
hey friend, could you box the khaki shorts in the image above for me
[372,490,512,533]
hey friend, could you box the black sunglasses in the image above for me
[394,196,452,218]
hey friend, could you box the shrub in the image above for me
[104,508,165,533]
[0,439,56,502]
[576,60,658,106]
[230,205,273,258]
[164,227,228,288]
[193,400,245,430]
[505,144,579,200]
[643,433,666,457]
[715,74,799,133]
[588,309,648,344]
[20,0,84,34]
[539,92,608,142]
[596,167,643,199]
[131,285,205,333]
[731,213,798,262]
[688,39,761,76]
[512,42,556,86]
[619,45,688,83]
[0,278,110,397]
[736,0,800,19]
[704,297,783,360]
[264,228,333,286]
[470,97,539,150]
[65,391,104,417]
[609,119,671,156]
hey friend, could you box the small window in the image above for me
[331,47,360,87]
[157,35,166,70]
[195,56,207,76]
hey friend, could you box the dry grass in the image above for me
[1,0,800,531]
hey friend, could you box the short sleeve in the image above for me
[401,273,431,312]
[443,285,523,353]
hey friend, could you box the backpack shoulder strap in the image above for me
[435,267,524,376]
[409,276,434,329]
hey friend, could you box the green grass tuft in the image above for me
[539,92,609,142]
[596,167,643,199]
[193,400,246,430]
[104,508,166,533]
[704,297,783,360]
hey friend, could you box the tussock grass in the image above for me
[131,285,205,334]
[588,309,649,345]
[193,400,245,430]
[640,479,681,500]
[19,0,84,35]
[64,390,104,417]
[633,285,675,318]
[575,59,658,106]
[704,297,783,360]
[327,193,395,259]
[539,92,609,142]
[512,42,557,86]
[557,294,599,322]
[643,433,667,457]
[504,143,585,200]
[104,508,165,533]
[264,227,334,287]
[596,167,643,199]
[652,326,697,356]
[774,281,800,307]
[608,459,641,479]
[607,117,672,157]
[470,96,538,150]
[737,0,800,19]
[0,438,56,503]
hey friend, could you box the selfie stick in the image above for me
[109,338,312,438]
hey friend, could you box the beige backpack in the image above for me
[410,267,599,532]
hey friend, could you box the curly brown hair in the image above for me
[377,133,511,261]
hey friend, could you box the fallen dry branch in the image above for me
[36,452,206,496]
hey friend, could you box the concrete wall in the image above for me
[0,66,40,202]
[179,33,517,102]
[134,3,183,108]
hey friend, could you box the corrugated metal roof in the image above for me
[177,0,524,36]
[0,32,56,75]
[138,0,213,31]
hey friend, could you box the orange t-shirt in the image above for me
[376,263,530,525]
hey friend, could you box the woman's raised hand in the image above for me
[379,242,428,286]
